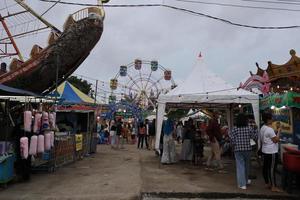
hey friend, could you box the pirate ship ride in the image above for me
[0,0,108,94]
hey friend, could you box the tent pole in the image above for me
[155,102,166,152]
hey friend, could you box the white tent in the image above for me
[155,58,259,150]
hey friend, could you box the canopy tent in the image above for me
[54,81,95,104]
[155,58,259,150]
[0,84,37,96]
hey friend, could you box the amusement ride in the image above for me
[109,59,177,112]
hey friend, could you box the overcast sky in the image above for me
[2,0,300,88]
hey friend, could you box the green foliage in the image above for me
[67,76,94,98]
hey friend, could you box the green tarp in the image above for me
[260,91,300,110]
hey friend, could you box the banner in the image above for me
[260,91,300,110]
[75,134,83,151]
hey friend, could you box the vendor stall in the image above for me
[241,49,300,148]
[53,81,98,156]
[155,58,259,151]
[0,85,57,184]
[260,92,300,144]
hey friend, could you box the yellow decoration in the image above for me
[75,134,83,151]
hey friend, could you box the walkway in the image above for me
[0,145,296,200]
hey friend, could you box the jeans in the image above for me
[234,151,251,187]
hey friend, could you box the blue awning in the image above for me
[0,84,38,96]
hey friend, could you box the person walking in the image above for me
[145,119,150,149]
[260,113,282,192]
[116,119,123,149]
[180,120,194,161]
[131,122,137,144]
[229,113,258,190]
[176,121,184,144]
[206,113,224,171]
[109,120,117,149]
[137,122,146,149]
[161,118,177,164]
[148,119,156,150]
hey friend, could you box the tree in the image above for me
[67,76,95,98]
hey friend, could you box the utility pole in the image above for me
[94,80,98,104]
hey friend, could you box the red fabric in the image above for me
[206,119,221,143]
[56,105,95,111]
[284,146,300,155]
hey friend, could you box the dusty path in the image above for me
[0,145,142,200]
[0,145,296,200]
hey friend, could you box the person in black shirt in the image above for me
[148,119,156,150]
[116,119,123,149]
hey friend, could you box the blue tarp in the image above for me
[0,84,37,96]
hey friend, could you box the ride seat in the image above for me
[30,44,43,58]
[9,58,24,71]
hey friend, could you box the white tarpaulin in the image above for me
[155,58,259,150]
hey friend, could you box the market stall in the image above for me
[240,50,300,149]
[239,49,300,193]
[0,84,57,184]
[155,58,259,151]
[53,81,98,157]
[260,92,300,144]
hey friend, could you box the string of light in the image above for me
[36,0,300,30]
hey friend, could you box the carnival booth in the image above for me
[54,81,97,159]
[0,84,57,185]
[260,92,300,144]
[155,58,259,151]
[240,50,300,148]
[240,49,300,193]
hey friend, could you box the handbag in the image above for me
[257,128,264,156]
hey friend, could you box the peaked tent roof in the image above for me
[55,81,95,104]
[155,58,260,151]
[159,58,258,103]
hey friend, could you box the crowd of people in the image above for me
[159,112,283,192]
[97,118,156,150]
[98,111,283,193]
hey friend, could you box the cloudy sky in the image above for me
[2,0,300,89]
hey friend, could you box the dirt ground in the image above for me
[0,144,297,200]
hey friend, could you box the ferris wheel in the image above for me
[109,59,176,110]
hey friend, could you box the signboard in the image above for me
[75,134,83,151]
[272,108,293,134]
[260,92,300,110]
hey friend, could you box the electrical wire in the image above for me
[164,4,300,29]
[240,0,300,5]
[172,0,300,11]
[41,0,62,16]
[36,0,300,29]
